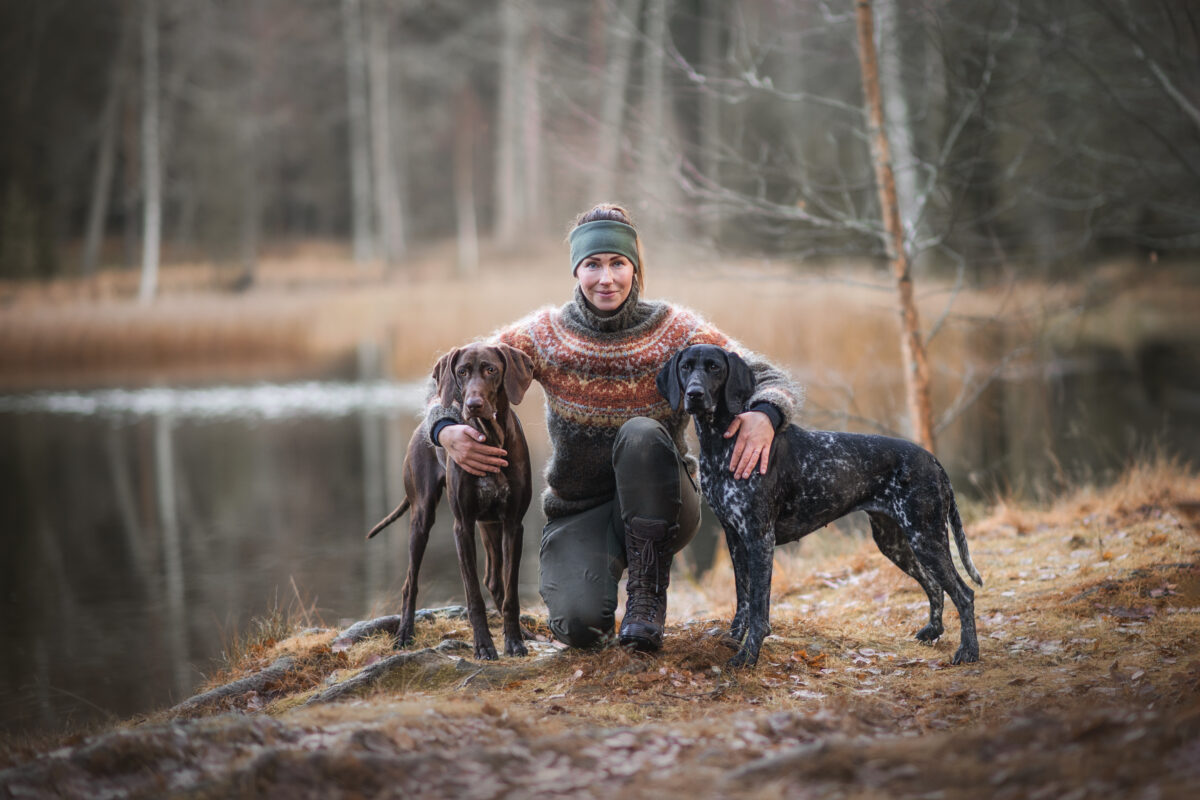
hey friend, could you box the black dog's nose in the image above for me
[686,388,704,399]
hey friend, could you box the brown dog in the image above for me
[367,342,534,660]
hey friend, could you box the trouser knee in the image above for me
[547,610,614,649]
[612,416,700,552]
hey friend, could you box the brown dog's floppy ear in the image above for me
[656,348,685,412]
[723,349,756,413]
[498,344,534,405]
[432,348,461,407]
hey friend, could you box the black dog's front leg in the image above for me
[725,530,750,645]
[727,525,775,668]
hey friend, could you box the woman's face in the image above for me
[577,252,635,313]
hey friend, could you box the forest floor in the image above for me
[2,460,1198,799]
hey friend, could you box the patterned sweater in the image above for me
[425,284,804,519]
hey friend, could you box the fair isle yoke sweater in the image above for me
[425,284,804,520]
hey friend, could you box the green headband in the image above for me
[569,220,640,275]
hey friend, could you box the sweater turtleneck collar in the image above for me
[570,281,652,333]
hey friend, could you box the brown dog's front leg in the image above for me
[453,516,499,661]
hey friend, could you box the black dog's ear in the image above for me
[723,349,756,413]
[432,348,461,408]
[656,348,685,412]
[498,344,534,405]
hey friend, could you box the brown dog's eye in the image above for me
[485,365,496,375]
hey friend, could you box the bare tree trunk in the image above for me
[343,0,374,263]
[854,0,936,453]
[137,0,162,304]
[874,0,919,233]
[494,0,525,245]
[367,0,405,265]
[237,118,260,286]
[699,0,722,187]
[82,12,131,278]
[454,86,480,276]
[594,0,641,202]
[640,0,681,228]
[521,22,545,231]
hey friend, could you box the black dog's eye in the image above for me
[706,361,720,371]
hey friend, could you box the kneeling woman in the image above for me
[427,204,802,651]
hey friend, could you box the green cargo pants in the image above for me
[538,417,701,648]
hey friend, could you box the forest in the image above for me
[3,0,1198,284]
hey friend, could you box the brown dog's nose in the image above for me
[465,396,485,414]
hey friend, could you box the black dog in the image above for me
[657,344,983,667]
[367,343,534,660]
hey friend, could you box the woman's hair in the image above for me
[570,203,645,292]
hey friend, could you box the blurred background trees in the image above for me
[0,0,1196,285]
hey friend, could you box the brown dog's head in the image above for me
[432,343,534,421]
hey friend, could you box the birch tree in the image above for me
[855,0,936,452]
[367,0,407,265]
[342,0,374,263]
[594,0,640,202]
[137,0,162,304]
[82,10,131,277]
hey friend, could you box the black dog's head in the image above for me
[656,344,756,419]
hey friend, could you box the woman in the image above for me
[427,204,802,652]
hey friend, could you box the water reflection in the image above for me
[0,380,550,734]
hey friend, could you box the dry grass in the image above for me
[3,242,1196,406]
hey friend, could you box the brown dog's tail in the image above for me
[940,467,983,586]
[366,498,410,540]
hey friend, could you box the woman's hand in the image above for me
[723,410,775,480]
[437,424,508,477]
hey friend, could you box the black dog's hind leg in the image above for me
[868,512,945,644]
[727,526,775,668]
[912,536,979,664]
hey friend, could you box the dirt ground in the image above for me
[1,462,1197,799]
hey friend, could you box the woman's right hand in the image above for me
[437,424,508,477]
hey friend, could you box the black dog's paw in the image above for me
[914,623,943,643]
[474,642,499,661]
[951,642,979,665]
[505,638,528,657]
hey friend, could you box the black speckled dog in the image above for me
[658,344,983,667]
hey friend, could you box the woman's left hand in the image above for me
[724,410,775,480]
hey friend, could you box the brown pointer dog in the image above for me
[367,343,534,660]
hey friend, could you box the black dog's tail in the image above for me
[366,498,410,540]
[940,467,983,586]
